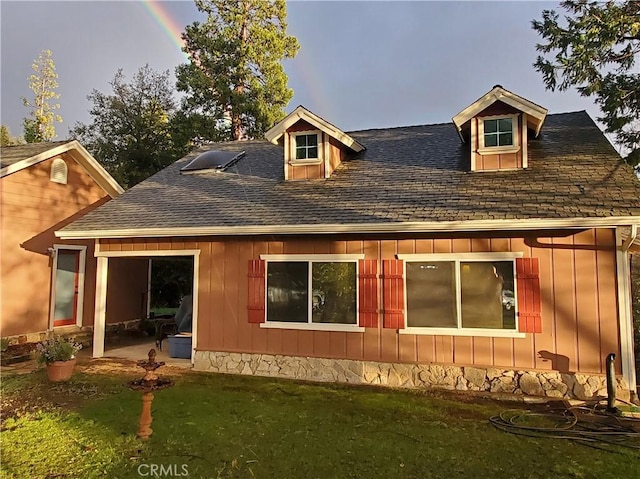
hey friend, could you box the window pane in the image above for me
[498,133,513,146]
[311,262,356,324]
[498,118,512,131]
[296,135,308,147]
[307,134,318,146]
[484,119,497,133]
[406,262,457,327]
[267,262,308,323]
[308,147,318,158]
[460,261,515,329]
[484,134,498,147]
[296,147,306,159]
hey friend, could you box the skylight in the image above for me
[180,150,245,174]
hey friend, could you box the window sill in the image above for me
[477,146,520,156]
[399,327,526,338]
[288,159,323,166]
[260,322,365,333]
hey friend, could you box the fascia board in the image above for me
[56,216,640,240]
[66,141,124,197]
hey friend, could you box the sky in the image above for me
[0,1,602,143]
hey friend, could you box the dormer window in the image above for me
[264,105,366,180]
[452,86,548,172]
[477,114,520,155]
[295,133,318,160]
[483,118,512,147]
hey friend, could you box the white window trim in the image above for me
[398,252,522,336]
[477,114,520,155]
[288,130,323,165]
[260,254,364,330]
[399,328,525,338]
[49,244,87,329]
[261,323,365,333]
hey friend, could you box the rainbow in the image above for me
[138,0,333,120]
[140,0,190,62]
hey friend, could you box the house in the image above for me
[57,86,640,400]
[0,140,145,343]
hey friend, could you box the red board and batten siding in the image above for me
[97,228,621,375]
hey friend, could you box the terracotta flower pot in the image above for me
[46,357,76,382]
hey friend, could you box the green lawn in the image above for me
[1,362,638,479]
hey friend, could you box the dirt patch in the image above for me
[0,355,191,430]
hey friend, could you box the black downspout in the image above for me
[605,353,618,413]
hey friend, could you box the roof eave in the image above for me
[56,217,640,240]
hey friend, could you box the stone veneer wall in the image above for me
[194,350,630,402]
[2,319,142,347]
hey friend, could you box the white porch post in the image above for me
[92,256,108,358]
[615,228,637,393]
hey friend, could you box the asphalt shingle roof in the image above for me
[61,112,640,234]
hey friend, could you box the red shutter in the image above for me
[516,257,542,333]
[248,259,266,323]
[382,259,405,329]
[358,259,378,328]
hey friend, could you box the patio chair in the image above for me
[153,294,193,350]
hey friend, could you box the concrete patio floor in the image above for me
[104,337,192,369]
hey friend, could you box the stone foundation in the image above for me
[193,350,631,402]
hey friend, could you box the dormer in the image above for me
[265,106,365,180]
[452,86,548,172]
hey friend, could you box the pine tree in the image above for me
[22,50,63,142]
[176,0,299,141]
[533,1,640,167]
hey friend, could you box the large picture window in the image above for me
[266,259,357,325]
[405,256,517,331]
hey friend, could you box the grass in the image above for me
[1,361,638,479]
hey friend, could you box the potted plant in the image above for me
[36,336,82,382]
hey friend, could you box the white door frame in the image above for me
[93,247,200,364]
[49,244,87,329]
[615,228,637,392]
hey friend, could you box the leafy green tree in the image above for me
[0,125,24,146]
[176,0,299,141]
[532,1,640,167]
[22,49,63,142]
[71,65,186,188]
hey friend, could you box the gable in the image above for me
[452,86,548,139]
[0,140,123,198]
[265,106,365,153]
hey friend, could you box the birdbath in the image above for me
[127,349,174,440]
